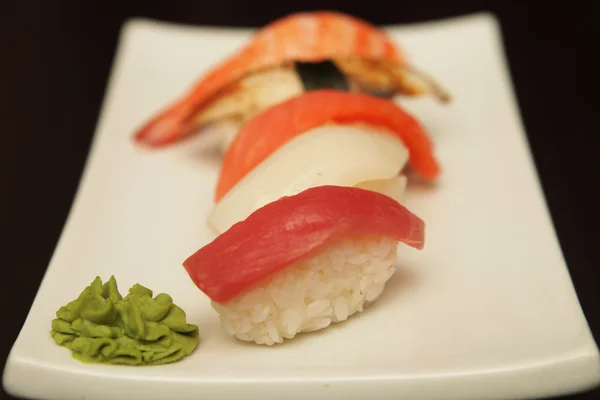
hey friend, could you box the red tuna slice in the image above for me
[183,185,425,304]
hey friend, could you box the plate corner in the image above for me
[119,16,155,40]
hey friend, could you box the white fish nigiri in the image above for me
[208,125,409,234]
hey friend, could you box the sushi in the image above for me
[215,89,440,202]
[133,11,450,149]
[208,124,409,234]
[183,185,425,345]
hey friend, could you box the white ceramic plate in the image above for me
[4,12,600,400]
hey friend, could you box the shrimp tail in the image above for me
[134,101,197,147]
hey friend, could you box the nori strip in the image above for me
[295,60,395,98]
[296,61,350,92]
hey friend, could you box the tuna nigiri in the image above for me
[134,11,450,149]
[208,124,409,234]
[215,89,440,202]
[183,185,425,345]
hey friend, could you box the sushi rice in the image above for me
[212,236,398,345]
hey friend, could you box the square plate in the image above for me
[4,12,600,400]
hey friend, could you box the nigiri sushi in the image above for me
[215,89,440,202]
[208,124,409,234]
[134,11,450,149]
[183,185,425,345]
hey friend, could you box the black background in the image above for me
[2,0,599,399]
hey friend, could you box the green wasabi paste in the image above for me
[50,276,199,366]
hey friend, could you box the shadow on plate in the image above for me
[180,124,230,166]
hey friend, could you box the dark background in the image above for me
[2,0,599,399]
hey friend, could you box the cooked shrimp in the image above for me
[134,11,450,149]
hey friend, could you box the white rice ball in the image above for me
[211,236,398,345]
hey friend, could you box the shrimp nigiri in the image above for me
[134,11,450,149]
[183,185,425,345]
[215,89,440,202]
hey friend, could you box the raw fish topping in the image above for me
[183,185,425,303]
[216,89,439,200]
[208,124,410,234]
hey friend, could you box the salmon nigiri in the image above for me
[134,11,450,149]
[183,185,425,345]
[215,89,440,202]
